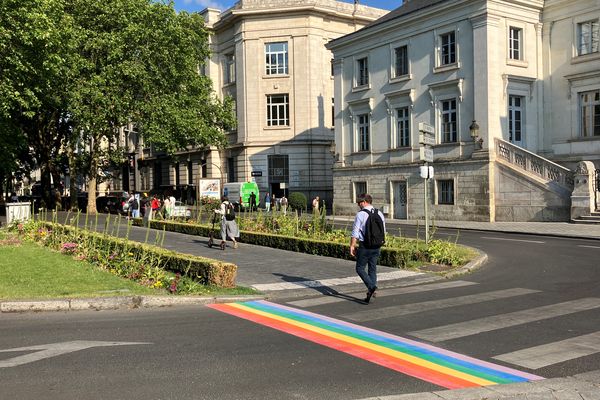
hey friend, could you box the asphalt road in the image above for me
[1,220,599,399]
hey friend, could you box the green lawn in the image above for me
[0,241,160,300]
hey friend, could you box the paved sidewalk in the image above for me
[330,215,600,240]
[360,370,600,400]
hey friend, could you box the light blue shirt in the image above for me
[351,205,386,241]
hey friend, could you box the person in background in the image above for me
[130,194,140,219]
[10,192,19,202]
[249,192,257,212]
[280,195,288,215]
[163,195,171,218]
[312,196,320,213]
[150,195,160,220]
[264,192,271,212]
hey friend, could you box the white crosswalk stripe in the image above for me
[251,270,424,292]
[493,331,600,369]
[409,297,600,342]
[286,280,477,308]
[342,288,540,322]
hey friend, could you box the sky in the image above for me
[171,0,395,13]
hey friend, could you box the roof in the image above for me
[328,0,450,47]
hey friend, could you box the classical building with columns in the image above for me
[327,0,599,221]
[129,0,387,206]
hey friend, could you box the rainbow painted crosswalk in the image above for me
[208,300,544,390]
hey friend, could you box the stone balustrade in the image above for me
[495,138,574,189]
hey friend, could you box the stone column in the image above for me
[570,161,595,220]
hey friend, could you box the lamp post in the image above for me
[470,120,483,150]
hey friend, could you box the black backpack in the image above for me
[224,202,236,221]
[361,208,385,249]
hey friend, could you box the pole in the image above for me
[424,161,429,244]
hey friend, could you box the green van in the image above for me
[223,182,259,210]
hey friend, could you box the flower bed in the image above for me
[20,221,237,290]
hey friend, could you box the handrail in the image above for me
[495,138,574,189]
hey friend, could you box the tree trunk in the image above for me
[86,138,98,214]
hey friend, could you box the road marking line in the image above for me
[493,331,600,369]
[409,298,600,342]
[0,341,151,368]
[209,301,542,389]
[343,288,540,322]
[480,236,545,244]
[251,270,424,291]
[578,245,600,249]
[287,280,478,308]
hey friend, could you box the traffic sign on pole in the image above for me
[420,146,434,163]
[418,122,435,134]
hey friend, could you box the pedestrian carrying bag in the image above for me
[361,208,385,249]
[224,202,236,221]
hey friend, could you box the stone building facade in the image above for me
[130,0,387,205]
[327,0,599,221]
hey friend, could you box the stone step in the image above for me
[571,217,600,224]
[579,215,600,221]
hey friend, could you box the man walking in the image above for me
[350,193,386,304]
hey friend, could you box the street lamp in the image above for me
[470,120,483,150]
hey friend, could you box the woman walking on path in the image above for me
[214,196,239,249]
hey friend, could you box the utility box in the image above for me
[6,202,31,225]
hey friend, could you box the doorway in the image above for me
[393,181,407,219]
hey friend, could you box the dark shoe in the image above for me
[364,287,377,303]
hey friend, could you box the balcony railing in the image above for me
[495,138,574,189]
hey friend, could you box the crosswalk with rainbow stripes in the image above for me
[209,300,543,390]
[209,279,600,390]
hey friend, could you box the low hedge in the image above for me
[133,219,413,268]
[42,222,237,287]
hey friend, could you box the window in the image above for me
[441,99,457,143]
[357,113,370,151]
[356,57,369,86]
[580,90,600,137]
[331,98,335,128]
[440,31,456,65]
[508,95,524,143]
[227,157,235,183]
[224,54,235,84]
[354,182,367,202]
[509,27,522,60]
[174,163,180,186]
[396,107,410,148]
[394,45,408,77]
[267,94,289,126]
[265,42,288,75]
[437,180,454,205]
[268,155,289,183]
[578,20,599,56]
[187,161,193,185]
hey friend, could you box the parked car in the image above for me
[96,195,126,215]
[170,201,191,218]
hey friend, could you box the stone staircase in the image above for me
[494,138,574,221]
[572,210,600,224]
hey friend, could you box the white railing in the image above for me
[495,138,574,189]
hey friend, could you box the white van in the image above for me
[222,182,260,210]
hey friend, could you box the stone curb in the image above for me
[357,370,600,400]
[0,294,266,313]
[442,246,488,279]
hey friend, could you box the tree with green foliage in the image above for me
[1,0,234,212]
[0,0,75,203]
[67,0,234,213]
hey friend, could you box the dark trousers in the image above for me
[355,246,380,291]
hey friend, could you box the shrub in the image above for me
[288,192,307,212]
